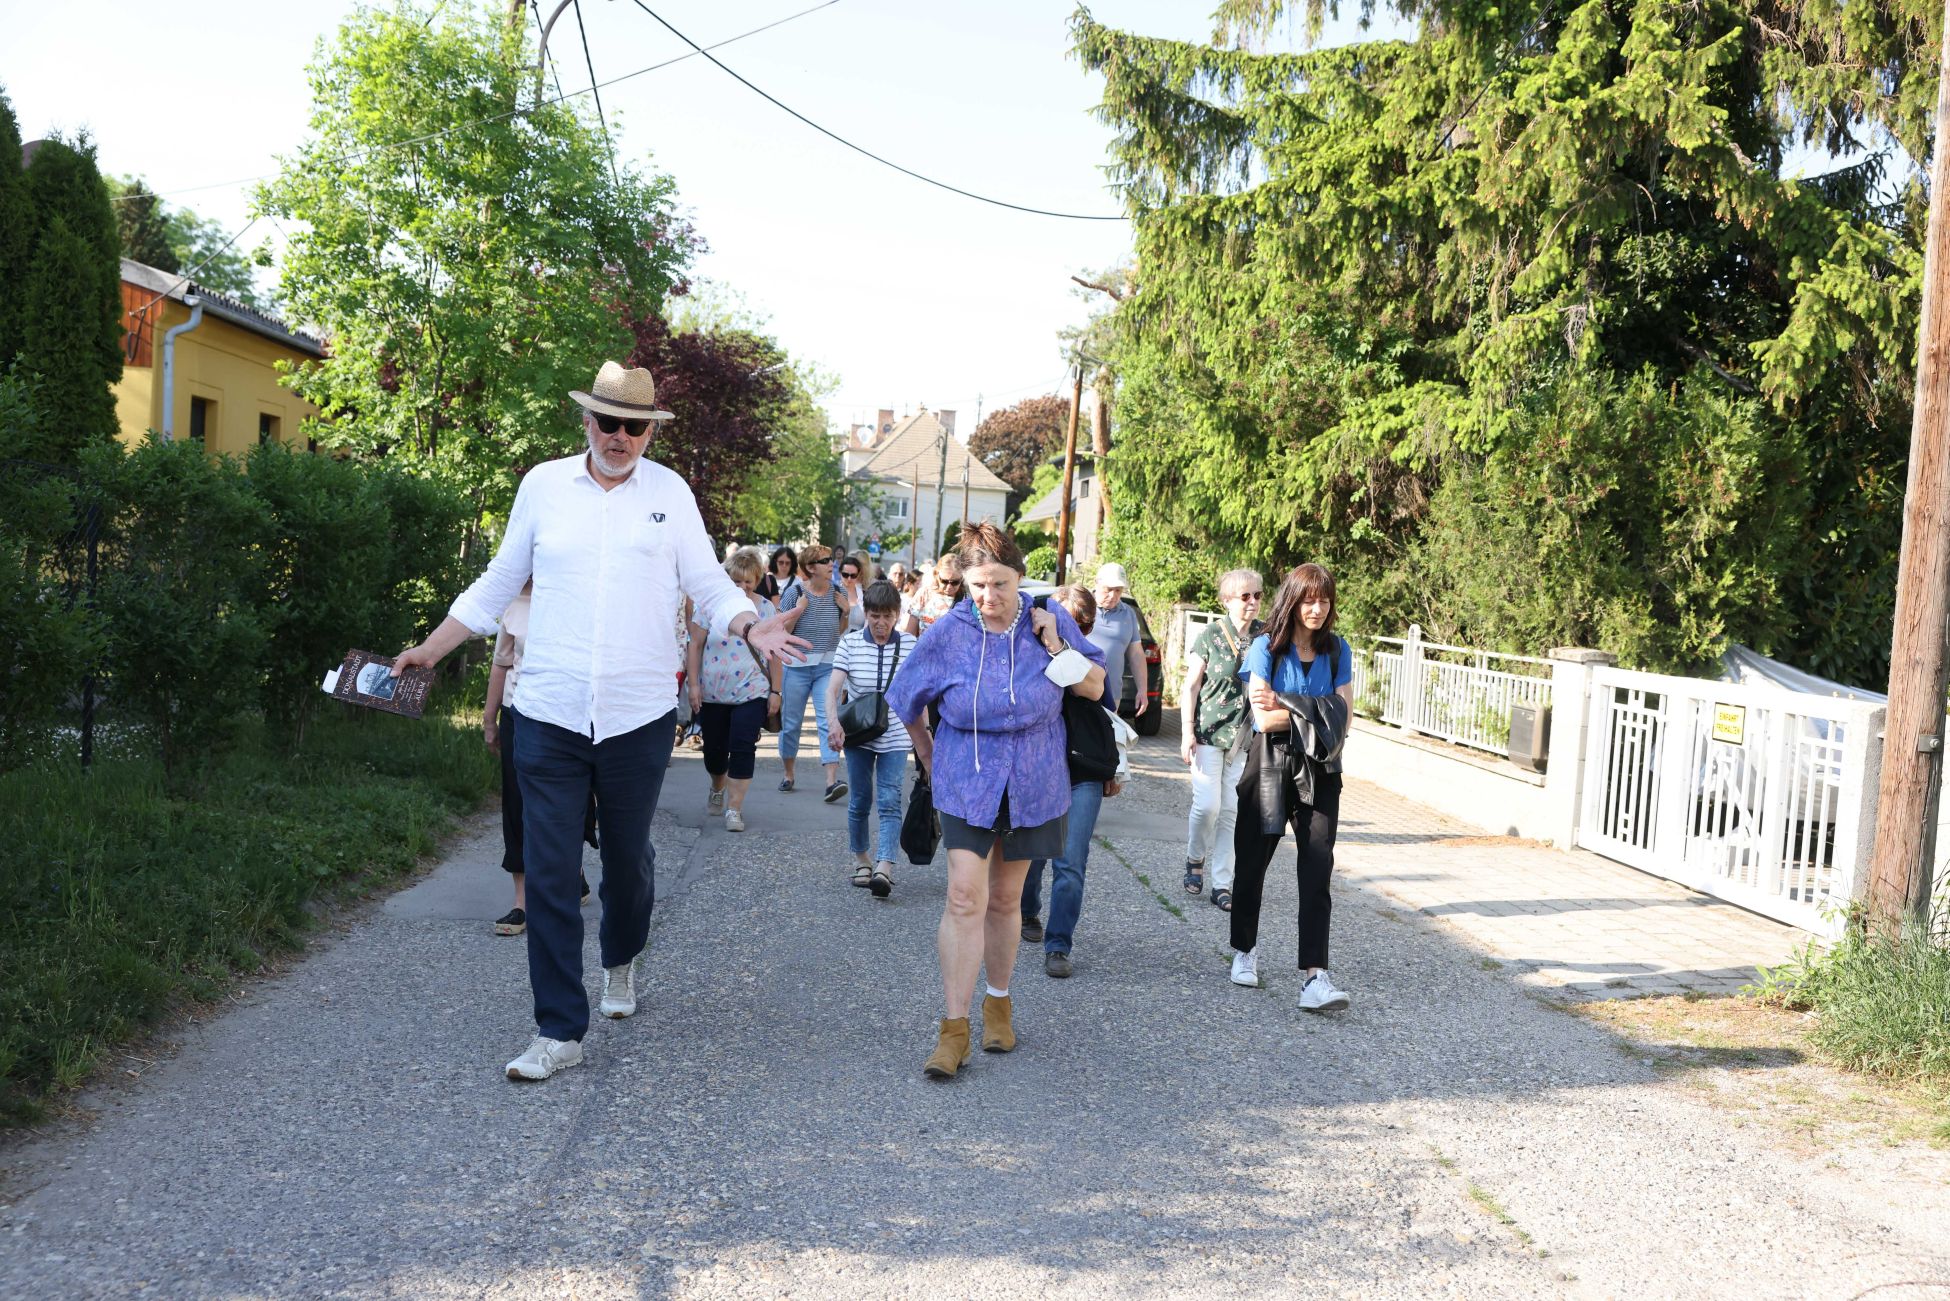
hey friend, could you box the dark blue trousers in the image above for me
[512,707,676,1042]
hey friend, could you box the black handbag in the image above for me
[901,768,940,864]
[838,633,902,748]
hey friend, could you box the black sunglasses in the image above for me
[841,568,860,578]
[593,414,650,437]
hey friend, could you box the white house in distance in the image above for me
[840,406,1011,566]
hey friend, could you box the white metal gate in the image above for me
[1576,666,1884,934]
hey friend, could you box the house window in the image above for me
[1079,477,1091,497]
[888,497,910,521]
[189,397,213,445]
[258,413,280,446]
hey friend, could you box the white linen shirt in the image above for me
[449,453,753,743]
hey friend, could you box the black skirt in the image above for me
[937,788,1067,862]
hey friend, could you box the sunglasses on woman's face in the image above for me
[841,568,859,579]
[938,579,963,590]
[594,414,649,438]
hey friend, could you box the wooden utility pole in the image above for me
[1053,367,1084,586]
[908,476,921,570]
[960,463,970,535]
[1868,3,1950,933]
[1090,365,1113,535]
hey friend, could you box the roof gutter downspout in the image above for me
[159,295,204,440]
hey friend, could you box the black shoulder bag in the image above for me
[839,633,902,749]
[1033,596,1120,783]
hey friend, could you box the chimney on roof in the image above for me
[877,407,894,437]
[938,410,956,438]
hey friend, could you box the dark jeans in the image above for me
[497,705,597,874]
[700,697,766,780]
[1228,741,1342,969]
[512,707,676,1042]
[1020,779,1107,955]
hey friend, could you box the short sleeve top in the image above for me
[1243,632,1353,698]
[831,628,913,753]
[491,593,531,695]
[696,598,775,704]
[1189,615,1261,749]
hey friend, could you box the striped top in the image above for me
[789,585,847,664]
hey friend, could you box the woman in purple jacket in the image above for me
[889,523,1107,1080]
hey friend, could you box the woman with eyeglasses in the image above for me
[776,544,850,801]
[758,546,798,606]
[887,524,1106,1079]
[901,554,963,637]
[1228,563,1354,1012]
[837,556,868,632]
[1179,569,1265,910]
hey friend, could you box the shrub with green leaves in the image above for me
[87,437,268,774]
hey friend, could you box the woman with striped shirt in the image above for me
[825,580,912,898]
[776,544,851,801]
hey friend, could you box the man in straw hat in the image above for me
[394,360,809,1081]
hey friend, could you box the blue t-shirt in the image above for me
[1243,633,1352,697]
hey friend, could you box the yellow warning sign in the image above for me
[1711,703,1746,745]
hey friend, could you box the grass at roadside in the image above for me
[1752,926,1950,1086]
[0,698,495,1126]
[1574,993,1950,1149]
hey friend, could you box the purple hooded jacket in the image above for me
[886,594,1106,831]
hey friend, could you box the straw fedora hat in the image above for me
[569,360,675,421]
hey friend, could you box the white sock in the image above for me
[985,984,1009,1000]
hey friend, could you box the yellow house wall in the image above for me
[111,299,320,457]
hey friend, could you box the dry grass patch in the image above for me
[1574,994,1950,1152]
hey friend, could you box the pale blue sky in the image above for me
[2,1,1403,429]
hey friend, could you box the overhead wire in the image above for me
[624,0,1128,222]
[572,0,621,185]
[109,0,845,206]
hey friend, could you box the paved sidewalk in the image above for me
[1126,710,1804,1000]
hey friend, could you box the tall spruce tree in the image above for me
[1071,0,1931,683]
[0,89,34,371]
[19,134,123,459]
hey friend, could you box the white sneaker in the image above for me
[707,788,726,814]
[600,961,638,1018]
[505,1035,583,1081]
[723,808,745,833]
[1299,970,1351,1012]
[1229,948,1259,988]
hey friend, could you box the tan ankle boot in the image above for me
[981,993,1016,1053]
[923,1017,972,1079]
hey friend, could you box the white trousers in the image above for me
[1186,742,1248,890]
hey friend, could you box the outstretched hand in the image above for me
[745,610,812,668]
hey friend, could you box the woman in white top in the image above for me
[899,554,963,636]
[482,581,592,935]
[825,580,912,897]
[686,549,783,832]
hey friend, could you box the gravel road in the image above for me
[3,728,1946,1299]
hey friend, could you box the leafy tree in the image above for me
[16,134,122,460]
[257,2,695,523]
[970,394,1070,513]
[107,176,271,307]
[622,310,795,540]
[1072,0,1928,681]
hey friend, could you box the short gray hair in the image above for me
[1218,568,1263,600]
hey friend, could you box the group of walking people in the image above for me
[393,359,1355,1084]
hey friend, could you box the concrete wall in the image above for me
[1345,718,1552,839]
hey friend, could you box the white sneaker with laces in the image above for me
[1229,948,1259,988]
[600,961,638,1019]
[505,1035,583,1081]
[723,808,746,833]
[1299,970,1351,1012]
[707,788,726,814]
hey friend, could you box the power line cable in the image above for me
[572,0,621,185]
[624,0,1127,222]
[109,0,843,205]
[123,217,262,326]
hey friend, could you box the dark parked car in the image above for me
[1021,582,1163,737]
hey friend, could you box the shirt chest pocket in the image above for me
[628,515,672,557]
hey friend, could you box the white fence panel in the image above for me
[1348,626,1553,758]
[1576,665,1883,935]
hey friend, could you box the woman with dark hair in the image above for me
[1227,562,1355,1012]
[887,523,1106,1079]
[758,546,798,605]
